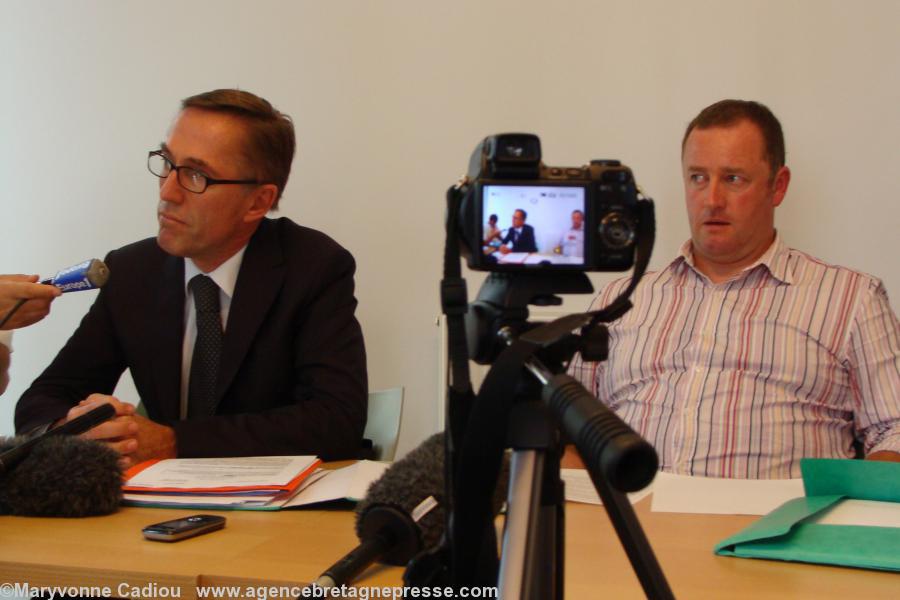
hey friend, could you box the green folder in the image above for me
[714,458,900,571]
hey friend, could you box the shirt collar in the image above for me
[676,233,793,285]
[183,246,248,299]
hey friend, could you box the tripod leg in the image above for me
[499,449,544,600]
[499,446,566,600]
[591,475,675,600]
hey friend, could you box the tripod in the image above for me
[498,354,674,600]
[450,274,674,599]
[433,174,669,597]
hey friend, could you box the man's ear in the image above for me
[771,166,791,208]
[244,184,279,223]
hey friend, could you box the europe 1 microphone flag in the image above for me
[40,258,110,292]
[0,258,110,329]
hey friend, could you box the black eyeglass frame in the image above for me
[147,150,264,193]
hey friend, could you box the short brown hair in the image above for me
[682,99,785,179]
[182,89,295,208]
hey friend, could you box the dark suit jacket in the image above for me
[15,218,367,460]
[501,224,537,253]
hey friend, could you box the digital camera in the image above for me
[457,133,650,272]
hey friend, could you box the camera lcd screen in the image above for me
[482,184,586,267]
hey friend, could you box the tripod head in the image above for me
[465,271,592,366]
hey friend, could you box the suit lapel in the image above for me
[152,254,185,422]
[215,219,285,407]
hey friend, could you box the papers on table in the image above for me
[562,468,804,515]
[495,252,531,264]
[811,499,900,528]
[124,456,321,493]
[650,471,805,516]
[122,459,388,511]
[284,460,389,508]
[561,468,653,505]
[495,252,584,265]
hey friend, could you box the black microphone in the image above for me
[306,433,507,591]
[310,433,445,589]
[0,403,116,473]
[0,405,122,517]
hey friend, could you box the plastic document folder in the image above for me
[714,458,900,572]
[122,455,320,510]
[122,459,387,511]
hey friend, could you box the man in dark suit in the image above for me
[15,89,367,465]
[498,209,538,254]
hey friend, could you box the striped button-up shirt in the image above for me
[570,236,900,478]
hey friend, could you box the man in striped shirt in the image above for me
[570,100,899,478]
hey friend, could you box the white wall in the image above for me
[1,0,898,456]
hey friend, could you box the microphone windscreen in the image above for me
[84,259,110,288]
[0,436,122,517]
[356,432,508,552]
[356,432,445,550]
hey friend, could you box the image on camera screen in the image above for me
[482,185,585,266]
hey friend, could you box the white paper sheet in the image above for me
[811,499,900,528]
[561,468,653,505]
[496,252,530,264]
[126,456,319,489]
[284,460,389,507]
[123,492,277,507]
[650,471,804,515]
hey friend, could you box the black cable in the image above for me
[0,299,27,330]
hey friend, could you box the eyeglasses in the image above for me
[147,151,262,194]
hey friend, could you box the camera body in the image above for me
[458,133,646,272]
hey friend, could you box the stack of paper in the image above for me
[123,457,388,511]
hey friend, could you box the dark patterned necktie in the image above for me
[188,275,222,418]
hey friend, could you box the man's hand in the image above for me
[0,275,62,330]
[498,245,512,255]
[128,413,177,466]
[62,395,137,468]
[61,394,176,469]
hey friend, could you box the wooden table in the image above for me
[0,499,897,598]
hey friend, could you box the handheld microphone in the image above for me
[0,404,122,517]
[40,258,110,292]
[0,259,110,329]
[0,403,116,473]
[306,432,508,593]
[309,433,446,590]
[0,436,122,517]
